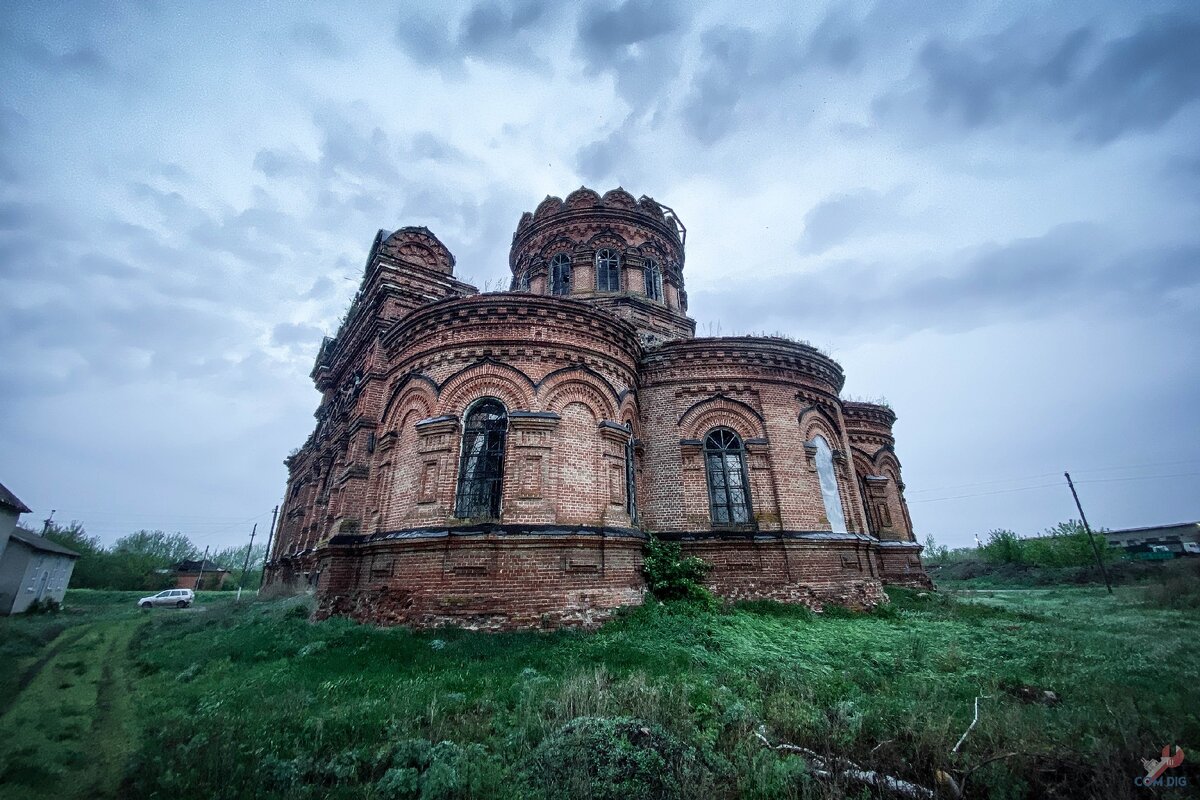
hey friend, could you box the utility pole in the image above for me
[1064,472,1113,594]
[236,523,257,603]
[195,544,209,595]
[258,504,279,597]
[41,510,56,536]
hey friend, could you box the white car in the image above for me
[138,588,195,609]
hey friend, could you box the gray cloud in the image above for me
[698,223,1200,338]
[797,188,906,254]
[575,0,692,111]
[877,12,1200,144]
[574,125,635,182]
[289,22,347,58]
[395,1,559,73]
[15,40,113,79]
[272,321,325,348]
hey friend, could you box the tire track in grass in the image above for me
[0,626,91,719]
[0,618,142,800]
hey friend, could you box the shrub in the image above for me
[642,535,715,606]
[525,716,714,800]
[1140,559,1200,609]
[981,529,1024,565]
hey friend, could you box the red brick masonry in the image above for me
[265,187,932,629]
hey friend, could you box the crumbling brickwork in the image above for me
[264,187,931,628]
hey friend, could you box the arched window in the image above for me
[643,259,663,301]
[811,435,848,533]
[704,428,752,524]
[550,253,571,296]
[624,431,637,523]
[596,248,620,292]
[454,399,507,518]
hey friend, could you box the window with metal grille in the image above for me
[454,399,508,518]
[704,428,752,524]
[624,433,637,522]
[643,258,663,301]
[596,248,620,291]
[550,253,571,295]
[811,435,848,533]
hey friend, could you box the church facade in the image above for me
[264,187,930,629]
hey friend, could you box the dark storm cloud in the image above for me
[797,188,905,254]
[877,12,1200,144]
[574,0,692,111]
[679,9,864,145]
[395,1,558,73]
[698,223,1200,337]
[289,22,347,58]
[575,125,634,182]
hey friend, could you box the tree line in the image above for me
[20,522,267,591]
[923,519,1117,568]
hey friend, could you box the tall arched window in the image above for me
[811,435,848,533]
[596,248,621,292]
[643,259,663,301]
[704,428,752,524]
[624,431,637,523]
[454,399,507,518]
[550,253,571,296]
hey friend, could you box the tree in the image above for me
[107,530,200,590]
[31,522,108,589]
[211,542,268,590]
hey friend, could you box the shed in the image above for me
[0,527,80,614]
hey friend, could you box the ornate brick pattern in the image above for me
[264,189,931,628]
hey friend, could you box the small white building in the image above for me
[0,482,79,614]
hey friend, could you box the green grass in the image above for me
[1,586,1196,799]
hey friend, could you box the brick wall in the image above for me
[261,189,932,626]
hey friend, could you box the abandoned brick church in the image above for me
[263,187,931,628]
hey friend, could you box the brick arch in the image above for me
[875,450,903,480]
[438,360,535,415]
[380,373,437,426]
[565,187,602,209]
[376,406,425,530]
[377,227,455,273]
[618,393,641,437]
[679,395,765,440]
[539,364,621,403]
[586,230,628,250]
[801,402,840,441]
[799,408,842,445]
[540,377,617,420]
[538,235,578,262]
[851,450,876,479]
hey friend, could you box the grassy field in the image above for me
[0,585,1195,799]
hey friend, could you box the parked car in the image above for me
[138,588,195,609]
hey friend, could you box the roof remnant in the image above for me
[0,481,32,514]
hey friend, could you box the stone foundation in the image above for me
[312,525,646,630]
[876,542,935,589]
[675,533,889,611]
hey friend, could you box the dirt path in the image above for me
[0,617,142,800]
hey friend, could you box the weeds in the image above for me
[3,585,1198,799]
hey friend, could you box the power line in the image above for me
[905,457,1200,496]
[909,471,1200,504]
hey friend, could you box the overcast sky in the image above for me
[1,0,1197,552]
